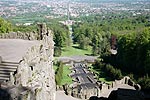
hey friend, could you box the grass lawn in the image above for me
[99,78,113,85]
[61,65,73,85]
[61,44,92,56]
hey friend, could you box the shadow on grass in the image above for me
[85,54,93,56]
[72,45,80,49]
[72,45,89,50]
[99,71,114,82]
[61,47,70,52]
[94,68,114,82]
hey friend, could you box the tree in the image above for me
[54,30,63,47]
[54,47,62,57]
[138,75,150,90]
[0,17,12,34]
[78,34,90,49]
[55,62,63,85]
[92,35,99,55]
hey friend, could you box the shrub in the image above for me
[54,47,62,57]
[105,64,122,80]
[55,62,63,85]
[138,75,150,91]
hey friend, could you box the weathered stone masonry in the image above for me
[14,35,55,100]
[0,24,56,100]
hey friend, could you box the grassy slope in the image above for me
[61,65,73,85]
[55,44,113,85]
[54,44,92,85]
[61,44,92,56]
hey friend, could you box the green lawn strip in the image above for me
[61,65,73,85]
[61,44,92,56]
[99,78,113,85]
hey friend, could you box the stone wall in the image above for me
[13,34,55,100]
[67,76,140,100]
[0,30,44,41]
[0,24,56,100]
[0,32,31,40]
[0,23,51,41]
[100,76,141,93]
[72,87,100,99]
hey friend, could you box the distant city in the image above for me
[0,0,150,24]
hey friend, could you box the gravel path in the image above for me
[58,55,97,63]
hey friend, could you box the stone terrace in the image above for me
[0,39,38,82]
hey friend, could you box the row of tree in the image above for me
[93,60,122,80]
[72,14,150,56]
[0,17,12,34]
[48,23,70,57]
[115,27,150,90]
[116,28,150,76]
[102,28,150,90]
[72,22,111,56]
[73,14,150,90]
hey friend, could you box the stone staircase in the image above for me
[0,61,18,82]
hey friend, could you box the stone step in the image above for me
[0,68,16,72]
[0,61,18,82]
[0,77,9,80]
[0,65,17,69]
[0,79,6,83]
[0,74,10,78]
[0,71,11,75]
[0,63,18,67]
[2,61,19,65]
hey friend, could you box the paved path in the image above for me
[56,91,80,100]
[0,39,38,62]
[58,56,97,63]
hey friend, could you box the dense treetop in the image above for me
[0,17,12,34]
